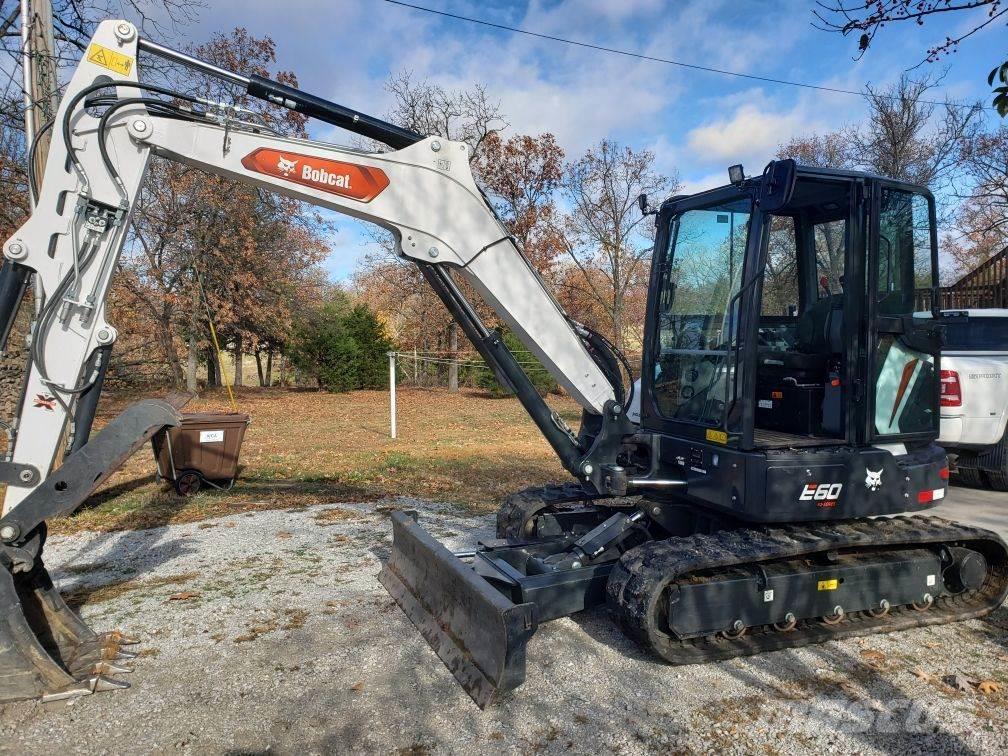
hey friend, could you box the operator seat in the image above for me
[757,295,843,380]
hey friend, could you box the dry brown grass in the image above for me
[49,386,575,534]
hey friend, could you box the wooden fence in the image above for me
[916,246,1008,311]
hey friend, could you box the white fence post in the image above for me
[387,351,397,439]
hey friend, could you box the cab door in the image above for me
[866,182,943,444]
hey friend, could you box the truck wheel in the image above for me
[983,432,1008,492]
[174,470,203,497]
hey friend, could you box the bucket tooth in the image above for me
[88,661,133,676]
[0,397,182,703]
[379,511,537,708]
[103,630,140,646]
[92,674,131,693]
[40,681,94,703]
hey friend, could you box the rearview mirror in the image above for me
[757,159,797,212]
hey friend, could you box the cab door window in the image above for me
[653,199,750,426]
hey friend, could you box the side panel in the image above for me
[650,434,948,523]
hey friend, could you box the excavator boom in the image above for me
[0,20,632,702]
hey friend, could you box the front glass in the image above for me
[653,198,751,425]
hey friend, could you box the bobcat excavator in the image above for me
[0,19,1005,706]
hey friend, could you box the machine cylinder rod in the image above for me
[137,38,251,87]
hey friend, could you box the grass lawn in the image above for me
[48,386,577,534]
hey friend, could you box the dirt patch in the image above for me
[63,572,198,610]
[313,507,358,525]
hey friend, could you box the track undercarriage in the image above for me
[382,484,1008,707]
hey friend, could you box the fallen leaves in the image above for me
[911,669,1005,698]
[314,507,359,525]
[167,590,200,602]
[977,679,1000,696]
[948,673,974,693]
[50,386,578,536]
[859,649,889,669]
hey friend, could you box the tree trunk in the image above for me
[255,349,265,387]
[186,331,197,392]
[448,322,459,393]
[233,332,243,387]
[158,314,183,387]
[206,346,218,387]
[266,347,274,387]
[187,284,199,392]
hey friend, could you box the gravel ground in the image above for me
[0,499,1006,754]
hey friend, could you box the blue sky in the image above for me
[153,0,1006,281]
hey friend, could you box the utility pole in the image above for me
[21,0,59,189]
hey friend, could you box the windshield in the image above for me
[652,197,751,425]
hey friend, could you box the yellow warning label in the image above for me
[817,579,839,591]
[705,429,728,444]
[86,43,133,76]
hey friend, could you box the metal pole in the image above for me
[19,0,32,153]
[388,351,397,439]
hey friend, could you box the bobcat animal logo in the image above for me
[276,156,298,176]
[865,468,883,491]
[33,394,57,411]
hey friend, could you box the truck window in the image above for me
[941,317,1008,351]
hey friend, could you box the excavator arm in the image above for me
[0,20,639,702]
[2,20,630,515]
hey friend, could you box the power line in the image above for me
[381,0,959,107]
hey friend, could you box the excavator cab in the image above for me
[641,163,947,522]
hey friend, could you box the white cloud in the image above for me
[686,103,813,164]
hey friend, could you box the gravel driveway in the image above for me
[0,498,1006,754]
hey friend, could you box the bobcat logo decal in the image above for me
[276,156,298,176]
[865,468,883,492]
[33,394,57,411]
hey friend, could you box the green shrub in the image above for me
[287,299,393,391]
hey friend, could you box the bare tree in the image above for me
[383,71,507,161]
[849,74,980,203]
[561,140,675,352]
[357,72,509,391]
[943,126,1008,275]
[777,131,855,169]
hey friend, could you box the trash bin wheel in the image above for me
[174,469,204,497]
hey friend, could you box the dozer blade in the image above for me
[0,396,187,703]
[379,511,537,708]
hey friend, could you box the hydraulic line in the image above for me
[61,80,200,199]
[29,94,204,395]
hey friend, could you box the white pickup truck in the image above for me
[932,309,1008,490]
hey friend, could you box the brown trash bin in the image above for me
[152,412,250,496]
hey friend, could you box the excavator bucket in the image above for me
[0,397,185,702]
[379,511,538,708]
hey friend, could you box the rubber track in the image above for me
[607,515,1008,664]
[496,484,637,539]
